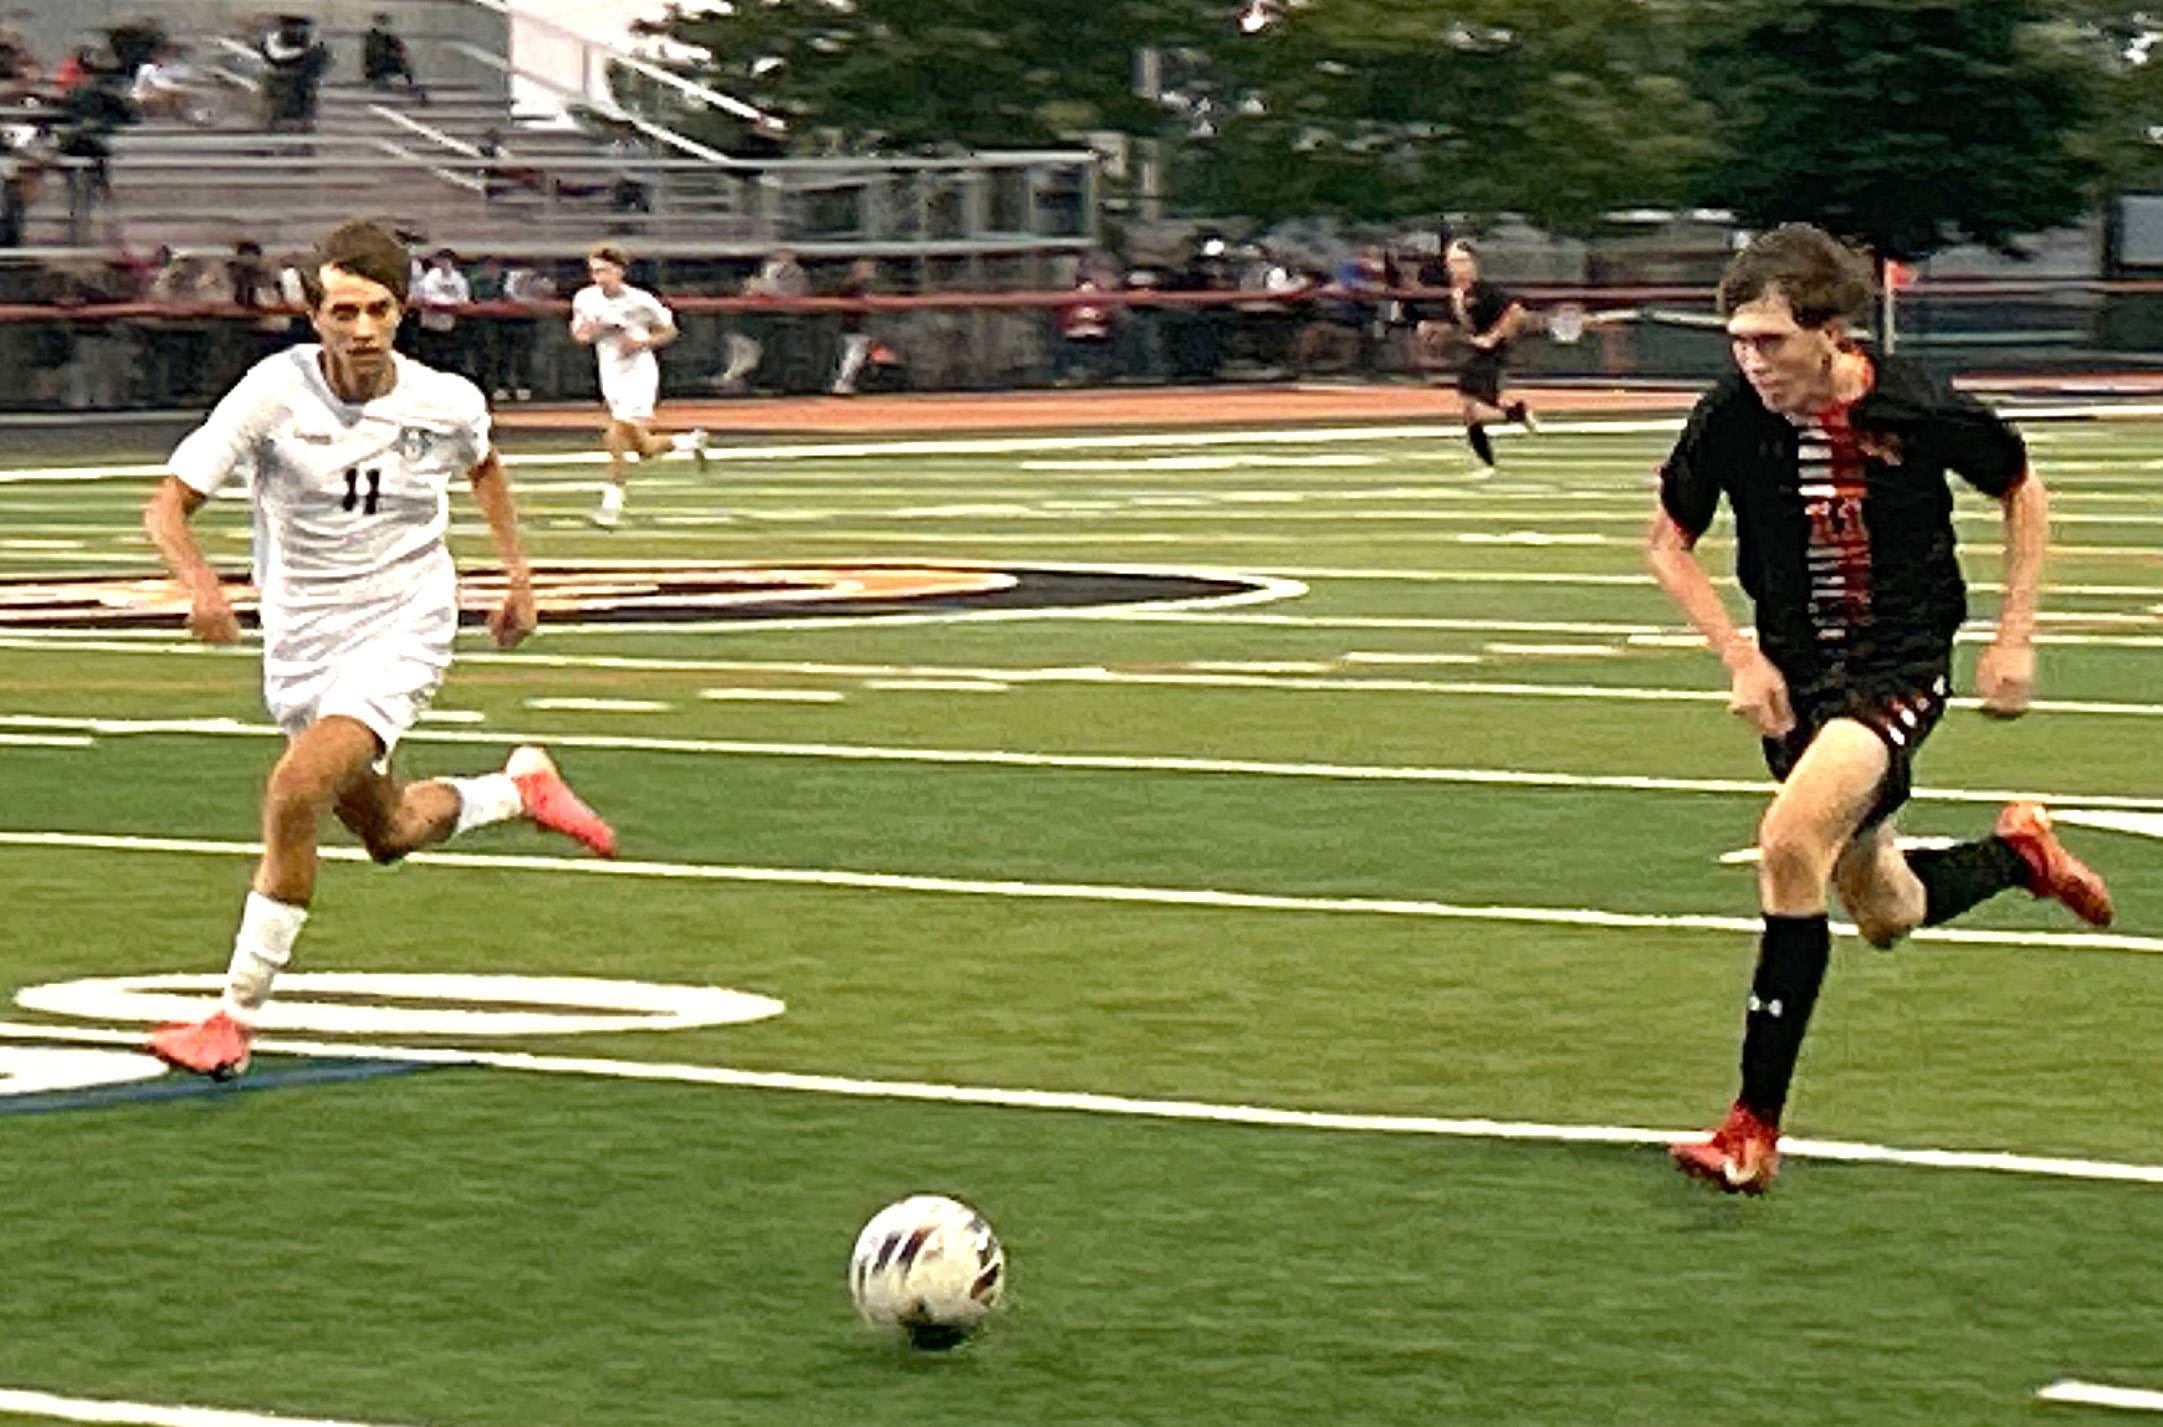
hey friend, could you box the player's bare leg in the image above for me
[1674,720,1883,1193]
[1845,798,2112,937]
[1459,396,1500,467]
[1832,820,1927,949]
[338,747,617,862]
[1460,392,1535,468]
[148,714,383,1077]
[593,418,706,528]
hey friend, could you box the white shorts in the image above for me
[262,570,457,757]
[602,365,659,423]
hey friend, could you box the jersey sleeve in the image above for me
[445,377,493,472]
[569,286,600,330]
[1933,389,2027,496]
[1860,362,2027,497]
[641,291,675,331]
[168,358,281,496]
[1657,390,1727,540]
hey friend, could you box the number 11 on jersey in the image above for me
[341,467,383,515]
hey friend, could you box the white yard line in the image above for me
[0,1387,430,1427]
[521,697,674,713]
[2036,1381,2163,1413]
[0,829,2156,956]
[8,711,2163,813]
[1,1018,2159,1187]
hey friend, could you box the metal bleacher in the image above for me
[13,0,1100,264]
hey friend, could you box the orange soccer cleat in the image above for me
[1996,801,2114,927]
[146,1010,254,1080]
[508,745,618,858]
[1670,1100,1781,1195]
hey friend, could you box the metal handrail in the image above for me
[370,103,484,158]
[449,0,781,130]
[447,41,737,168]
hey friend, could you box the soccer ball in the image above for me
[848,1194,1007,1350]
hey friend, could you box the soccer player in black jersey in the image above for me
[1419,240,1537,467]
[1644,223,2114,1194]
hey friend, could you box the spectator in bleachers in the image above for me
[830,256,878,395]
[225,238,290,372]
[259,14,328,132]
[59,255,135,409]
[54,115,116,245]
[0,27,37,93]
[131,41,208,124]
[141,247,221,405]
[717,247,806,392]
[363,12,428,104]
[497,259,552,400]
[1293,244,1388,376]
[1054,251,1120,387]
[412,246,471,376]
[0,127,24,247]
[106,16,166,79]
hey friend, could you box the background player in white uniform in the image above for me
[569,241,708,528]
[140,219,619,1079]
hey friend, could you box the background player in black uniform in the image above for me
[1416,239,1536,467]
[1643,223,2113,1194]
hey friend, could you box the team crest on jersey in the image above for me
[395,427,442,463]
[0,562,1295,629]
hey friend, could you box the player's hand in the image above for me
[1975,635,2034,719]
[187,586,240,645]
[1727,648,1795,738]
[488,579,536,649]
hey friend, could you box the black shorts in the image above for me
[1761,665,1950,830]
[1457,347,1508,406]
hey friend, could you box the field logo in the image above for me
[0,562,1294,629]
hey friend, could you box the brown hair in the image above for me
[1716,223,1874,329]
[588,242,631,270]
[302,218,410,307]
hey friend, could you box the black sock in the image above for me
[1905,837,2030,926]
[1506,400,1529,424]
[1466,422,1495,466]
[1738,914,1831,1124]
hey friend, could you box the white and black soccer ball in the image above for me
[848,1194,1007,1350]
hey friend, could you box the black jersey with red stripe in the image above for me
[1658,348,2026,692]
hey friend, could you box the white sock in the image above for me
[598,483,625,515]
[446,772,523,837]
[221,891,306,1025]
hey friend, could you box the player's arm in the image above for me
[466,447,535,649]
[1644,504,1794,738]
[142,474,240,644]
[1475,299,1528,349]
[568,294,603,345]
[627,301,679,353]
[1975,469,2047,718]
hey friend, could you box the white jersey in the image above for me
[572,281,672,394]
[169,345,490,620]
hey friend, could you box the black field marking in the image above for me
[0,563,1276,630]
[0,1055,451,1117]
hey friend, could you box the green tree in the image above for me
[641,0,1198,153]
[1687,0,2101,261]
[2046,1,2163,193]
[640,0,1713,233]
[1178,0,1714,233]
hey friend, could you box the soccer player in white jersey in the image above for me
[139,219,619,1080]
[569,241,708,528]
